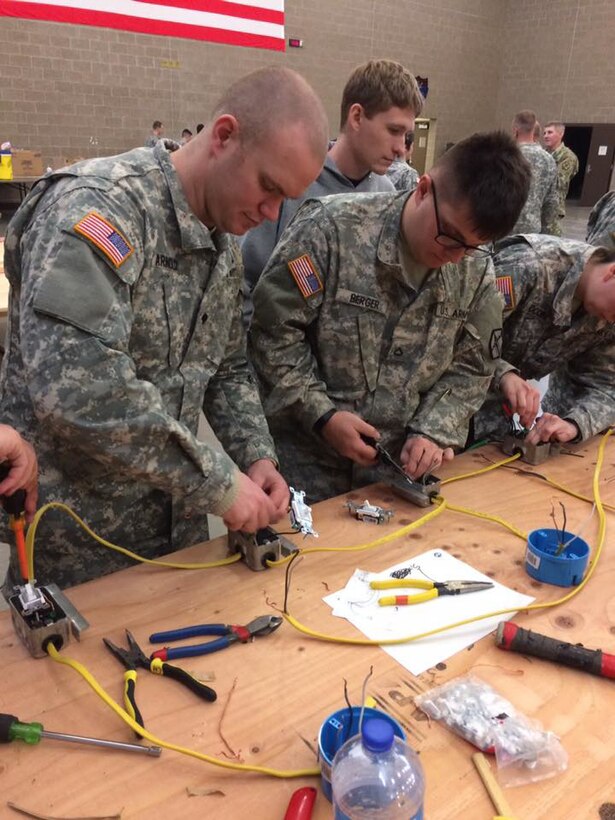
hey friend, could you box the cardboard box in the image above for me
[11,149,44,178]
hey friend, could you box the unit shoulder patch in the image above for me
[73,211,133,268]
[495,274,515,310]
[489,328,503,359]
[287,254,323,299]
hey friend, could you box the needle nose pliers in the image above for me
[103,629,217,731]
[149,614,283,661]
[369,578,494,607]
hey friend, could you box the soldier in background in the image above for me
[386,131,420,192]
[0,67,328,591]
[586,190,615,250]
[510,110,557,234]
[145,119,164,147]
[241,60,423,306]
[250,132,530,501]
[543,121,579,236]
[472,236,615,446]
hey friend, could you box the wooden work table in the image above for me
[1,439,614,819]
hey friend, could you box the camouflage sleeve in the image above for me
[541,168,559,234]
[20,188,241,517]
[409,262,502,448]
[542,339,615,439]
[203,244,278,471]
[249,204,335,432]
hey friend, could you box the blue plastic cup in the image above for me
[317,706,405,802]
[525,528,590,587]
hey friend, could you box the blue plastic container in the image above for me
[318,706,405,803]
[525,527,590,587]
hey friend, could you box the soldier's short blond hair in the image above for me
[212,67,328,159]
[545,121,566,135]
[340,60,424,129]
[513,110,537,135]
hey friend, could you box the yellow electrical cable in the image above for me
[45,643,320,779]
[440,452,521,486]
[514,472,615,514]
[281,430,612,647]
[439,499,527,541]
[25,502,241,580]
[266,499,448,567]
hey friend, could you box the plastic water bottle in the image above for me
[331,717,425,819]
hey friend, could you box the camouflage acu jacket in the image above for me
[474,234,615,441]
[0,143,275,589]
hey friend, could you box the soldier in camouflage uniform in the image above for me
[510,111,558,234]
[144,120,164,148]
[386,131,420,192]
[473,236,615,445]
[0,67,328,592]
[250,132,531,501]
[543,122,579,236]
[586,191,615,250]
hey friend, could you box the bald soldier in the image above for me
[586,191,615,251]
[473,236,615,446]
[0,68,328,591]
[250,132,530,501]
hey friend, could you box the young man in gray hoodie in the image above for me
[240,59,423,304]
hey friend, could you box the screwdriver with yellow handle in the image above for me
[0,712,161,756]
[370,578,494,607]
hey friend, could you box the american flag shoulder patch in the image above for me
[495,274,515,310]
[287,254,323,299]
[73,211,133,267]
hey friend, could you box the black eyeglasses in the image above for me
[431,179,493,258]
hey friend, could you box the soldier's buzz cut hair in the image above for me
[211,67,328,159]
[589,246,615,265]
[513,110,537,134]
[339,59,424,130]
[152,120,163,130]
[433,131,531,240]
[545,121,566,134]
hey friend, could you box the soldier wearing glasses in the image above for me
[249,132,531,501]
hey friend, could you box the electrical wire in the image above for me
[440,452,521,486]
[281,430,612,648]
[25,501,241,580]
[266,499,448,567]
[45,643,320,779]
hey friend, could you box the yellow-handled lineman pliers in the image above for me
[369,578,494,607]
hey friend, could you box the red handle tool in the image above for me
[283,787,317,820]
[496,621,615,679]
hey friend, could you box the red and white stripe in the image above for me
[0,0,285,51]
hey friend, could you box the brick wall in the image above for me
[0,0,613,172]
[495,0,615,127]
[0,0,504,169]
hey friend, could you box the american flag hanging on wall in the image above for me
[0,0,285,51]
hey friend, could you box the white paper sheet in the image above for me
[323,549,534,675]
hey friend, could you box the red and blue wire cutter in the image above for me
[149,614,283,661]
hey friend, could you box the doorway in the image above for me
[564,123,615,207]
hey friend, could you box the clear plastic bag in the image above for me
[415,675,567,786]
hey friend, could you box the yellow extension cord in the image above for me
[39,431,611,777]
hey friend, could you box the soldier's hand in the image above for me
[400,435,454,479]
[246,458,290,521]
[525,413,579,446]
[500,372,541,428]
[223,472,278,533]
[0,425,39,522]
[321,411,380,465]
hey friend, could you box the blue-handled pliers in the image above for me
[149,614,283,661]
